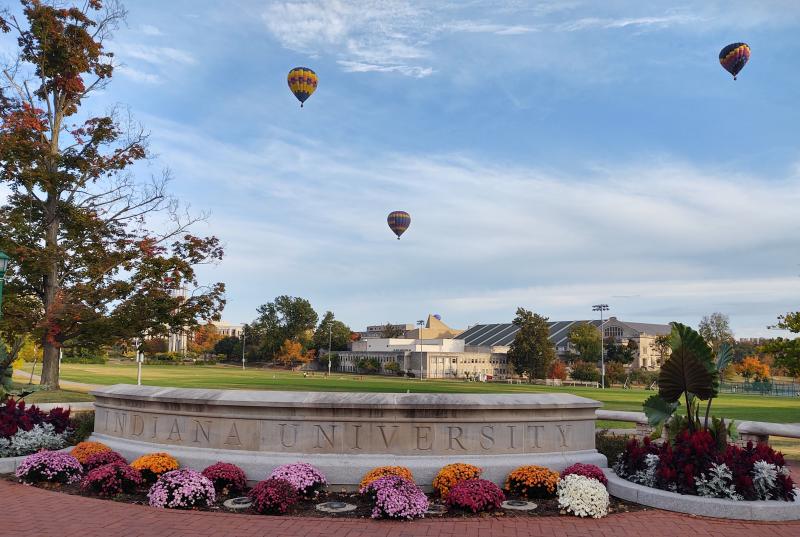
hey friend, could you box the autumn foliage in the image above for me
[736,356,770,381]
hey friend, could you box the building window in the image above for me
[604,326,623,338]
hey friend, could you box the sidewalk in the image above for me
[12,369,100,392]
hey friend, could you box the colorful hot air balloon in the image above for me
[387,211,411,240]
[287,67,318,107]
[719,43,750,80]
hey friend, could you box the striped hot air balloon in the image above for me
[719,43,750,80]
[287,67,318,107]
[387,211,411,240]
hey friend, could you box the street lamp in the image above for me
[416,319,425,380]
[0,250,9,319]
[241,325,247,371]
[327,322,333,377]
[592,304,609,389]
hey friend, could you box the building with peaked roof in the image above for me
[457,317,671,370]
[359,315,463,340]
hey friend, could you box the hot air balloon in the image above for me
[287,67,318,107]
[719,43,750,80]
[387,211,411,240]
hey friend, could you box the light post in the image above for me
[135,337,143,386]
[327,322,333,377]
[241,326,246,371]
[416,319,424,380]
[0,250,9,319]
[592,304,609,389]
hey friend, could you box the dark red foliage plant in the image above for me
[720,442,796,501]
[446,479,505,513]
[201,462,247,495]
[81,462,143,496]
[83,451,127,472]
[248,478,300,515]
[0,398,71,438]
[560,463,608,487]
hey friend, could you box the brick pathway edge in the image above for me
[2,479,799,537]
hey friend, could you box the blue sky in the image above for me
[3,0,800,336]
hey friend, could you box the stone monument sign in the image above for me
[91,385,606,486]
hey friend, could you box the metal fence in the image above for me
[719,380,800,397]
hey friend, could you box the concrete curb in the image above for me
[605,469,800,521]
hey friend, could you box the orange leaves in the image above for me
[736,356,770,381]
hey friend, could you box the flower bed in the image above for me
[561,463,608,487]
[2,454,645,519]
[614,433,796,502]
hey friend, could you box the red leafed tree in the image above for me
[0,1,225,388]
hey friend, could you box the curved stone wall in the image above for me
[90,385,606,486]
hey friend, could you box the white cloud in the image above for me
[140,114,800,335]
[263,0,432,77]
[115,65,161,84]
[140,24,163,36]
[116,43,197,66]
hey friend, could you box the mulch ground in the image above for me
[0,473,642,518]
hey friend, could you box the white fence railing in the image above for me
[594,410,800,443]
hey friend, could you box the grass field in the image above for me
[18,362,800,424]
[8,382,94,403]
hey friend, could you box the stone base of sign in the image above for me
[92,432,606,489]
[89,385,607,487]
[605,469,800,521]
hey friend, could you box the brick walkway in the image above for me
[2,480,798,537]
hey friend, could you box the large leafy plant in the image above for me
[643,323,721,433]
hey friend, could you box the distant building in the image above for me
[338,337,508,379]
[458,317,671,370]
[360,323,415,339]
[213,321,243,338]
[359,315,463,340]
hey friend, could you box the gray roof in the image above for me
[617,321,671,336]
[458,319,670,347]
[458,320,602,348]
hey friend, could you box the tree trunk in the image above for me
[39,190,61,389]
[39,100,62,390]
[39,343,60,389]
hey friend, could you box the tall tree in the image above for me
[568,322,601,361]
[650,334,671,366]
[189,323,221,354]
[0,1,224,387]
[604,338,636,364]
[507,307,556,381]
[698,312,734,354]
[312,311,351,352]
[761,311,800,378]
[250,296,318,358]
[380,323,404,338]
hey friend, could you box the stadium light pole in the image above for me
[592,304,609,389]
[0,250,9,319]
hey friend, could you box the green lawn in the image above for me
[19,362,800,424]
[8,382,94,403]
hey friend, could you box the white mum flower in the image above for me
[557,474,610,518]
